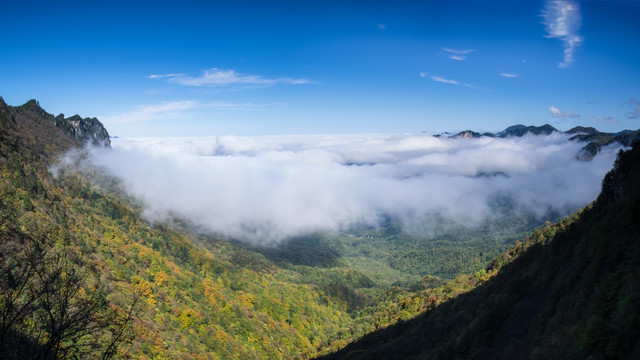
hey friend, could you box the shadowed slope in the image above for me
[320,143,640,360]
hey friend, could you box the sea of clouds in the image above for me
[81,132,620,244]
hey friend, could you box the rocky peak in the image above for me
[14,99,111,148]
[53,113,111,147]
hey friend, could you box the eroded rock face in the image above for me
[15,99,110,148]
[55,114,111,147]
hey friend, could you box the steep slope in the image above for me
[320,143,640,359]
[0,99,396,358]
[0,100,316,358]
[0,99,124,359]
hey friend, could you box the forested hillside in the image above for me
[0,99,497,358]
[320,143,640,359]
[0,98,359,358]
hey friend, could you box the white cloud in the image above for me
[549,105,580,119]
[377,23,386,30]
[624,97,640,119]
[101,101,199,123]
[541,0,584,68]
[75,133,620,244]
[443,48,475,55]
[430,76,459,85]
[594,116,619,124]
[150,68,311,87]
[149,74,182,79]
[420,72,459,85]
[101,100,267,123]
[443,47,476,61]
[500,73,518,78]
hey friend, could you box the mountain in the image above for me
[452,130,484,139]
[318,143,640,359]
[446,123,640,161]
[572,128,640,160]
[497,124,558,137]
[565,125,599,135]
[12,98,111,147]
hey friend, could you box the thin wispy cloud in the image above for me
[377,23,386,30]
[101,100,267,123]
[500,73,518,78]
[443,48,475,55]
[101,101,199,123]
[443,47,476,61]
[594,116,619,124]
[420,72,459,85]
[150,68,311,87]
[549,105,580,119]
[541,0,584,68]
[624,97,640,119]
[430,76,459,85]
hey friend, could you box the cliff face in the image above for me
[52,114,111,147]
[10,98,110,148]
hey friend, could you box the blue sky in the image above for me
[2,0,639,137]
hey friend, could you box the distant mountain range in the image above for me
[441,124,640,160]
[5,98,640,161]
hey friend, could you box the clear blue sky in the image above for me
[2,0,639,137]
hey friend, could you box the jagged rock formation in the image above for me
[9,98,110,148]
[453,130,483,139]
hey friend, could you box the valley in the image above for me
[1,98,639,359]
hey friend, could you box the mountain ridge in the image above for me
[2,98,111,149]
[449,123,640,160]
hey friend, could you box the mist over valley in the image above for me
[79,130,622,244]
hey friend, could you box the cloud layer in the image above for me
[81,133,620,244]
